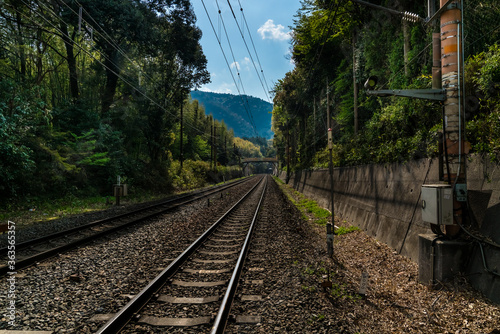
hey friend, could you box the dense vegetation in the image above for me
[190,91,274,139]
[272,0,500,171]
[0,0,260,209]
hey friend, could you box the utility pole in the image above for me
[214,124,217,172]
[327,79,334,257]
[353,31,359,134]
[286,125,290,184]
[313,96,317,143]
[440,0,466,236]
[210,122,213,170]
[180,102,184,169]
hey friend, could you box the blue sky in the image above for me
[191,0,303,103]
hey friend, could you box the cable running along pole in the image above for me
[326,80,334,257]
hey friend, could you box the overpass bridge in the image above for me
[240,157,278,175]
[240,157,278,164]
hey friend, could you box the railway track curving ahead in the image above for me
[96,175,268,333]
[0,177,254,277]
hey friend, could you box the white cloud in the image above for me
[199,83,234,95]
[230,62,240,71]
[258,19,291,41]
[242,57,251,65]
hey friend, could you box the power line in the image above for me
[225,0,271,103]
[237,0,272,96]
[200,0,259,137]
[15,0,213,141]
[55,0,156,85]
[215,0,248,98]
[214,1,259,135]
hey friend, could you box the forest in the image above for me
[272,0,500,171]
[0,0,272,211]
[190,91,274,139]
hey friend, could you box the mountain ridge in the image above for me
[190,91,273,139]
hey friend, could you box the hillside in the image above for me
[190,91,273,139]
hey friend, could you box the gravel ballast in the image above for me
[1,176,499,333]
[0,180,257,332]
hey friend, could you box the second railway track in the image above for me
[0,177,253,276]
[95,175,269,333]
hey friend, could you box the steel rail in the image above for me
[96,175,265,334]
[0,177,252,276]
[211,176,267,333]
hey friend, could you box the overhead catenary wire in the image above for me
[214,0,259,136]
[200,0,259,137]
[15,0,214,141]
[215,0,248,100]
[72,0,156,84]
[225,0,271,103]
[237,0,272,97]
[285,0,342,126]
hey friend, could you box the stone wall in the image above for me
[277,155,500,303]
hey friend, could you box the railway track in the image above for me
[95,175,268,333]
[0,177,254,276]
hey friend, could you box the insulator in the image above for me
[403,11,420,23]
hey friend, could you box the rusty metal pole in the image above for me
[440,0,466,236]
[432,32,441,89]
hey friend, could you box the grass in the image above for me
[0,190,170,227]
[330,283,362,302]
[336,225,360,235]
[272,176,332,226]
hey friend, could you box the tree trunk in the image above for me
[101,50,120,114]
[14,5,26,81]
[62,26,80,101]
[52,0,79,100]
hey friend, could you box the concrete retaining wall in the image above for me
[278,155,500,303]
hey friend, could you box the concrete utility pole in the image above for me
[213,124,217,172]
[327,80,334,257]
[353,31,359,134]
[210,122,213,170]
[440,0,466,236]
[180,102,184,169]
[286,125,290,184]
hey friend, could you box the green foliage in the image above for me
[330,283,362,302]
[466,44,500,106]
[0,79,49,197]
[0,0,241,209]
[171,160,210,190]
[336,225,360,235]
[234,137,263,158]
[190,91,273,139]
[272,1,463,170]
[465,44,500,159]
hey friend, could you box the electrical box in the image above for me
[455,183,467,202]
[421,184,453,225]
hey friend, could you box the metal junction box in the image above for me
[421,184,453,225]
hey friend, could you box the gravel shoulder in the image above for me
[273,178,500,334]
